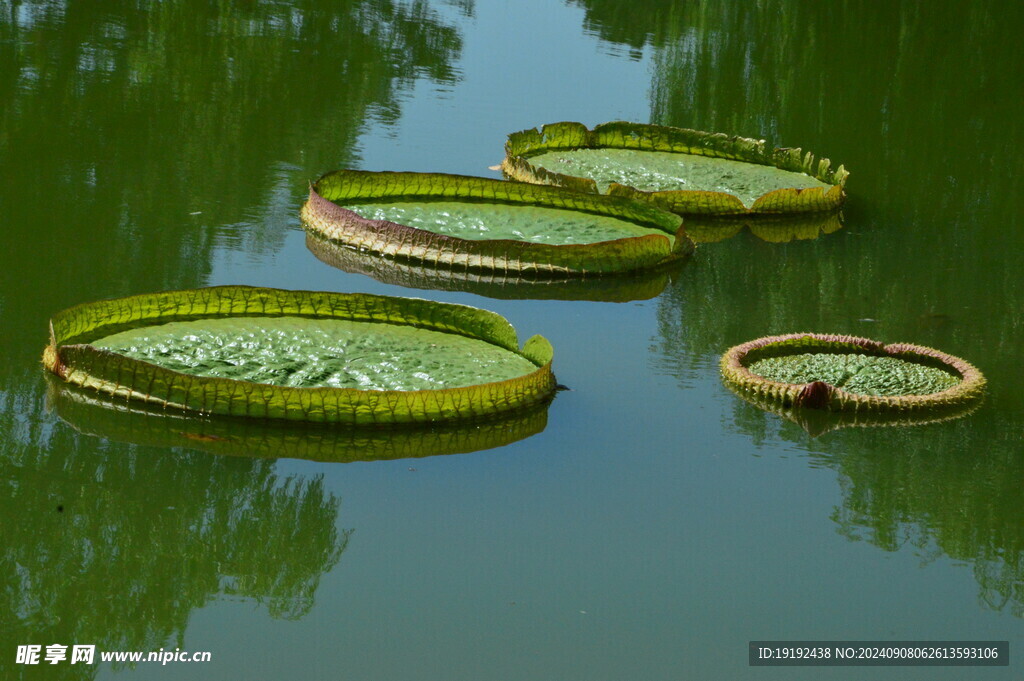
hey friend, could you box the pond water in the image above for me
[1,1,1022,679]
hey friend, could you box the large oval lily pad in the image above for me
[43,286,556,425]
[301,169,693,276]
[503,121,849,216]
[46,374,550,462]
[720,333,985,413]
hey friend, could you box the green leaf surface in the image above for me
[522,148,831,205]
[747,353,960,397]
[44,287,556,425]
[94,316,540,391]
[341,199,669,244]
[504,121,849,216]
[302,170,693,275]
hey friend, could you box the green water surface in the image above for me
[2,1,1022,680]
[526,147,831,203]
[343,200,668,244]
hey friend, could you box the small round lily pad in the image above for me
[43,286,556,425]
[720,333,985,413]
[503,121,849,216]
[301,169,693,276]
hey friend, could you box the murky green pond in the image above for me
[1,1,1021,680]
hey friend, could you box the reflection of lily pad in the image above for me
[46,375,550,462]
[301,170,693,275]
[723,379,981,436]
[686,211,844,244]
[720,333,985,412]
[306,232,677,302]
[503,121,848,216]
[43,286,556,424]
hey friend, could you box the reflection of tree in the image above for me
[822,422,1024,616]
[636,0,1022,405]
[0,422,349,679]
[592,0,1024,617]
[0,0,468,339]
[568,0,678,53]
[715,328,1023,612]
[720,398,1024,615]
[0,9,469,673]
[573,2,1022,154]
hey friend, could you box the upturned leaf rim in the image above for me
[720,332,986,413]
[42,286,557,425]
[301,169,694,276]
[503,121,849,216]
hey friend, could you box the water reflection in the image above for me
[685,211,843,245]
[0,408,349,680]
[306,232,678,302]
[0,0,470,330]
[716,388,1024,615]
[0,5,471,672]
[820,420,1024,617]
[724,382,981,437]
[46,375,551,462]
[621,0,1024,619]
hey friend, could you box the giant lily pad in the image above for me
[301,169,693,276]
[46,375,550,462]
[305,232,675,302]
[43,286,556,425]
[503,121,849,216]
[720,333,985,413]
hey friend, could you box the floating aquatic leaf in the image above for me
[503,121,849,216]
[301,169,693,276]
[43,286,556,425]
[720,333,985,413]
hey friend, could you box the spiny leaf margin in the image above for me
[720,332,986,413]
[301,169,693,276]
[43,286,556,425]
[503,121,849,216]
